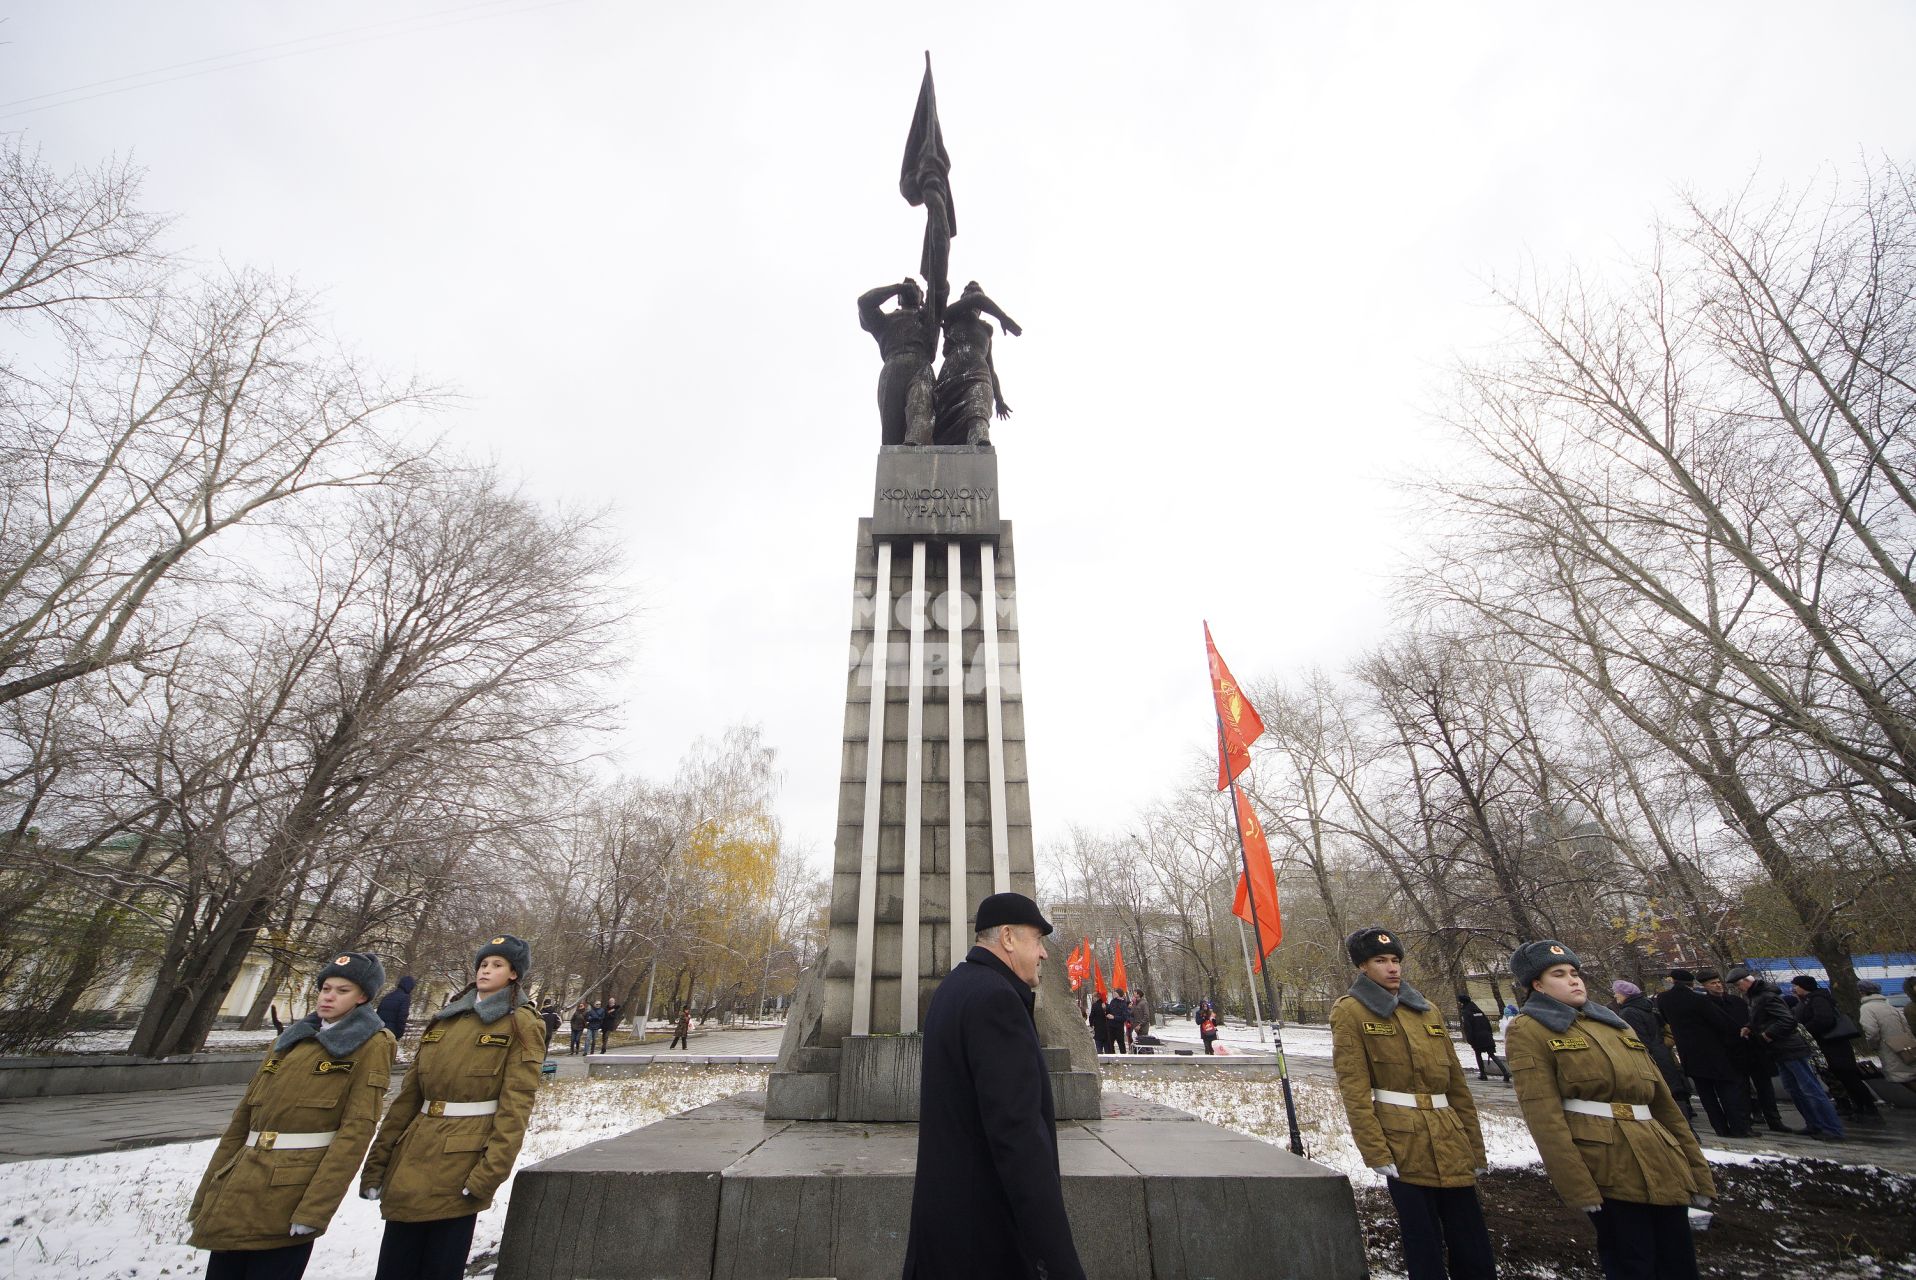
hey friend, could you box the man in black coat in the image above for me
[1791,975,1883,1124]
[1086,994,1109,1054]
[376,974,415,1040]
[903,891,1085,1280]
[1656,968,1752,1137]
[1705,970,1786,1132]
[1105,990,1131,1056]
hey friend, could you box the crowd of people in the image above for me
[1330,927,1916,1280]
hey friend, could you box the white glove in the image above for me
[360,1187,381,1201]
[1581,1205,1601,1215]
[1372,1163,1399,1180]
[1473,1167,1489,1177]
[1691,1195,1712,1210]
[290,1224,317,1236]
[460,1187,473,1198]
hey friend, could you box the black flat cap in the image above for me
[974,891,1054,935]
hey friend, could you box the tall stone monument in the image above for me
[494,58,1367,1280]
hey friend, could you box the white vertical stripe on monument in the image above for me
[851,538,891,1037]
[979,540,1011,893]
[947,540,967,971]
[900,540,927,1032]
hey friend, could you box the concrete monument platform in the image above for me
[496,1090,1367,1280]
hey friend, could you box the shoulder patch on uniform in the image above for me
[1547,1036,1591,1051]
[1362,1021,1398,1036]
[421,1028,445,1043]
[261,1057,280,1074]
[316,1059,354,1075]
[1426,1024,1448,1037]
[477,1032,512,1048]
[1621,1035,1647,1051]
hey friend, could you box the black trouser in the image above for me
[1818,1037,1880,1117]
[597,1026,613,1052]
[1385,1178,1496,1280]
[1591,1199,1697,1280]
[569,1027,584,1054]
[1745,1061,1784,1127]
[374,1214,478,1280]
[1690,1075,1750,1135]
[1201,1033,1216,1055]
[1471,1047,1510,1081]
[669,1026,689,1049]
[205,1242,315,1280]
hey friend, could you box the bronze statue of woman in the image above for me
[934,281,1021,446]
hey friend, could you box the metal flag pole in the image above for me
[1220,718,1304,1157]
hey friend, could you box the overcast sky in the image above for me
[8,3,1913,866]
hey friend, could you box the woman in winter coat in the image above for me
[1790,976,1882,1123]
[1855,980,1916,1086]
[1611,980,1693,1121]
[1506,941,1713,1280]
[360,935,545,1280]
[1456,994,1510,1082]
[1194,999,1220,1055]
[189,951,396,1280]
[599,997,622,1052]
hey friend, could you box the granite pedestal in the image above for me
[496,1091,1367,1280]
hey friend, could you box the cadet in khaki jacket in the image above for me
[1330,927,1495,1280]
[189,951,395,1280]
[1506,940,1713,1280]
[361,934,545,1280]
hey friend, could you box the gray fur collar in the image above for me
[1347,973,1431,1018]
[273,1002,385,1055]
[1518,991,1629,1034]
[432,986,519,1026]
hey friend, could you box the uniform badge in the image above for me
[490,936,506,944]
[1426,1024,1448,1037]
[334,954,352,964]
[1547,1036,1590,1051]
[261,1058,280,1074]
[477,1032,512,1048]
[1362,1022,1397,1036]
[1548,945,1565,955]
[1377,933,1391,943]
[422,1029,445,1043]
[315,1059,354,1075]
[1621,1035,1647,1051]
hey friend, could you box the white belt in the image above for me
[1372,1088,1449,1110]
[1563,1098,1651,1121]
[247,1129,336,1151]
[424,1098,498,1117]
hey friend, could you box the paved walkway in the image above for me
[0,1027,784,1163]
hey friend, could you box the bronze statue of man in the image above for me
[859,277,937,446]
[934,281,1021,446]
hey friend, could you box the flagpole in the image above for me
[1221,716,1304,1157]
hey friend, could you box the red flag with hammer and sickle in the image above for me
[1205,622,1266,790]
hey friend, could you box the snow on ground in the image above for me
[51,1028,279,1055]
[0,1069,767,1279]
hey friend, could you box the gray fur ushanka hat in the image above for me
[315,950,385,1000]
[474,933,532,977]
[1510,939,1580,991]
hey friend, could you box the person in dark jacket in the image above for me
[1733,967,1843,1139]
[598,998,622,1053]
[1656,969,1752,1137]
[1456,993,1510,1082]
[903,892,1085,1280]
[584,1002,604,1053]
[376,974,416,1041]
[1087,994,1110,1054]
[539,1002,560,1049]
[669,1005,692,1050]
[1195,999,1220,1055]
[1790,976,1882,1124]
[567,1001,589,1055]
[1105,990,1131,1055]
[1612,980,1693,1122]
[1704,971,1785,1132]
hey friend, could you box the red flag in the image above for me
[1066,939,1090,992]
[1092,951,1108,1001]
[1206,623,1266,791]
[1230,787,1283,970]
[1112,940,1129,994]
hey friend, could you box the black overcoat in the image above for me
[1617,992,1689,1097]
[902,947,1085,1280]
[1655,983,1740,1081]
[1458,1000,1498,1053]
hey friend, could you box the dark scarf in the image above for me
[1347,972,1432,1018]
[432,985,520,1026]
[272,1002,385,1055]
[1518,990,1629,1034]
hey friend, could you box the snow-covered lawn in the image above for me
[51,1028,279,1055]
[0,1069,768,1279]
